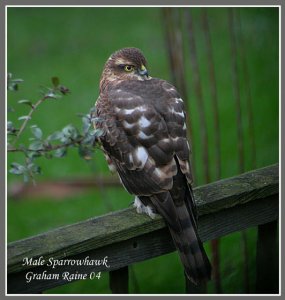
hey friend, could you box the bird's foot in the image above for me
[133,196,157,219]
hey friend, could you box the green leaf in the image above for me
[7,121,18,135]
[45,91,56,98]
[7,121,13,130]
[10,162,25,170]
[11,162,24,168]
[52,76,60,87]
[9,168,23,175]
[82,116,91,134]
[12,78,24,84]
[62,124,79,140]
[9,163,26,175]
[54,147,67,158]
[89,107,96,114]
[47,131,63,141]
[27,163,41,174]
[27,151,42,159]
[91,128,103,138]
[18,99,33,107]
[30,126,43,139]
[82,134,95,145]
[82,115,90,125]
[59,136,69,144]
[7,73,24,91]
[18,115,31,121]
[44,89,61,99]
[29,140,44,151]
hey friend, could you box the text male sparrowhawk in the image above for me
[94,47,211,284]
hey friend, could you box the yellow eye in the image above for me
[124,65,134,72]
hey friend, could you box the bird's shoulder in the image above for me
[101,78,184,113]
[113,77,181,97]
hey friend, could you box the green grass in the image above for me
[7,188,134,242]
[7,7,279,294]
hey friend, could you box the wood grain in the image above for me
[7,164,279,293]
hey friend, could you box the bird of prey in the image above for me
[94,47,211,285]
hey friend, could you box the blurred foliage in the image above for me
[7,74,102,183]
[7,7,279,294]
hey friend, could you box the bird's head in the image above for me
[100,48,150,90]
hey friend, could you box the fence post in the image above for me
[256,220,278,293]
[109,266,129,294]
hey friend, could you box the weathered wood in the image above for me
[194,164,278,215]
[7,197,278,293]
[256,220,279,293]
[109,267,129,294]
[7,164,279,294]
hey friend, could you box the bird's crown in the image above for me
[108,47,147,69]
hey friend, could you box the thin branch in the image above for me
[229,8,250,293]
[24,156,36,186]
[12,96,47,147]
[185,9,210,184]
[202,9,222,294]
[162,8,177,86]
[236,9,256,169]
[228,8,244,174]
[8,138,84,153]
[202,10,221,181]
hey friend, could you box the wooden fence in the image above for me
[7,164,279,294]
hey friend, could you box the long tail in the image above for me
[168,200,211,284]
[148,184,211,285]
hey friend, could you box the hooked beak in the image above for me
[138,65,149,77]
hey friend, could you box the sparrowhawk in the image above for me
[94,47,211,285]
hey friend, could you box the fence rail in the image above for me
[7,164,279,294]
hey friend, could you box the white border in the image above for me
[5,4,282,297]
